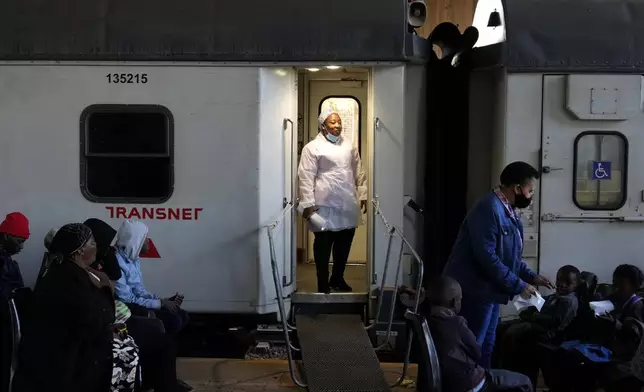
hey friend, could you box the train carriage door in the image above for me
[540,75,644,283]
[295,68,370,293]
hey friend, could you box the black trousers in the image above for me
[126,316,178,392]
[313,228,356,291]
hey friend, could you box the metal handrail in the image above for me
[265,203,306,388]
[265,199,423,388]
[283,118,297,288]
[265,203,297,331]
[369,199,425,386]
[391,229,425,388]
[266,202,294,288]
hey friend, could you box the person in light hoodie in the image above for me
[114,219,188,335]
[298,109,367,294]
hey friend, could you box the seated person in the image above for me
[34,227,59,290]
[13,223,114,392]
[602,319,644,392]
[0,213,29,392]
[630,328,644,383]
[601,264,644,344]
[500,265,580,385]
[84,218,193,392]
[424,276,534,392]
[545,264,644,392]
[0,212,30,298]
[114,220,189,334]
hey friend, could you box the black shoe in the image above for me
[317,285,331,294]
[329,278,352,292]
[176,379,195,392]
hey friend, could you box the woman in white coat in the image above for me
[298,109,367,293]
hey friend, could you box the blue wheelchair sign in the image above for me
[592,161,611,180]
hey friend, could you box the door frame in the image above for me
[294,68,374,292]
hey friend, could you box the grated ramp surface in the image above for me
[296,314,391,392]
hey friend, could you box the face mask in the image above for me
[514,192,532,209]
[2,237,23,256]
[325,132,340,143]
[3,242,21,256]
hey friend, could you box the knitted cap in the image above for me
[0,212,30,239]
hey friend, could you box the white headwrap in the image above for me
[44,228,58,251]
[318,109,339,131]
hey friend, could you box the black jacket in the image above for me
[0,250,23,299]
[427,307,486,392]
[12,260,115,392]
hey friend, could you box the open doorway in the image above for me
[295,67,371,293]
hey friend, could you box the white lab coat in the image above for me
[298,133,367,232]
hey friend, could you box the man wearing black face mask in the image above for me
[443,162,555,370]
[0,212,30,299]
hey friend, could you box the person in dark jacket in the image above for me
[0,212,30,299]
[84,218,194,392]
[0,212,30,392]
[425,276,533,392]
[12,223,115,392]
[443,162,555,368]
[545,264,644,392]
[500,265,580,387]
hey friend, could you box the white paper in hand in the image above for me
[512,291,546,312]
[589,300,615,316]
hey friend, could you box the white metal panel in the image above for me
[256,68,298,314]
[372,66,406,287]
[540,74,644,284]
[0,64,285,314]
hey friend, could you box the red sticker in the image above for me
[140,238,161,259]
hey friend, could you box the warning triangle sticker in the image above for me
[140,238,161,259]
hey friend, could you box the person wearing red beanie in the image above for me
[0,212,30,298]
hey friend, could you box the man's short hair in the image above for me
[500,161,540,187]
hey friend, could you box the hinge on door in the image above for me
[283,198,288,208]
[282,276,287,286]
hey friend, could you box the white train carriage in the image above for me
[4,0,644,390]
[466,0,644,317]
[0,0,429,317]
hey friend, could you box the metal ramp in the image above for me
[264,199,426,391]
[296,313,390,392]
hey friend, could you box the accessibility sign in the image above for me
[591,161,611,180]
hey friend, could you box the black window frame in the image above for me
[79,104,175,204]
[317,95,362,155]
[572,130,628,211]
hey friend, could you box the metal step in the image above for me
[296,313,391,392]
[292,292,369,304]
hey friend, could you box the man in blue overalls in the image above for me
[443,161,555,368]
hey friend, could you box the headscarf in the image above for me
[83,218,121,281]
[48,223,92,259]
[83,218,116,256]
[317,109,338,131]
[44,228,58,251]
[36,228,59,282]
[116,220,149,261]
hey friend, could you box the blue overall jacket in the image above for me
[443,191,536,304]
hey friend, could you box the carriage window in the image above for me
[573,132,627,210]
[318,96,361,152]
[80,105,174,203]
